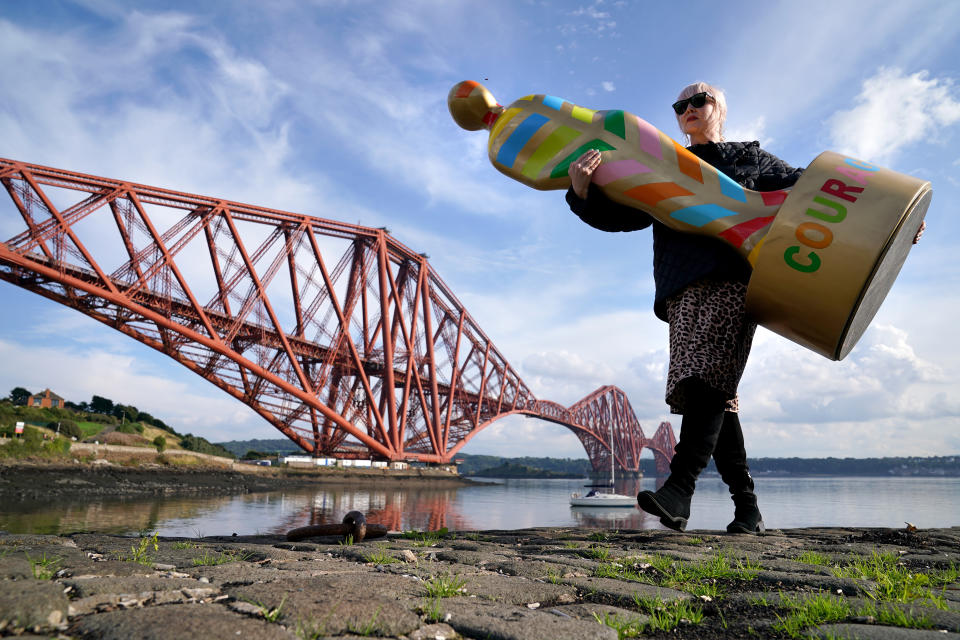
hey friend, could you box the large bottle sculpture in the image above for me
[448,80,931,360]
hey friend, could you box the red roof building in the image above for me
[27,389,65,409]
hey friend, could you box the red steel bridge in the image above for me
[0,158,676,475]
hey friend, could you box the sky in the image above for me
[1,0,959,460]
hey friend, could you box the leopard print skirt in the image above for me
[665,279,756,415]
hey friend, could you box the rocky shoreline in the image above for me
[0,524,958,639]
[0,462,477,501]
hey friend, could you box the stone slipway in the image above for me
[0,526,958,639]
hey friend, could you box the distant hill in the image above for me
[468,461,583,479]
[216,438,303,457]
[455,454,595,477]
[1,395,234,459]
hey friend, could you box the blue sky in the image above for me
[1,0,959,459]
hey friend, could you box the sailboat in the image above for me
[569,423,636,508]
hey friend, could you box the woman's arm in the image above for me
[567,151,653,232]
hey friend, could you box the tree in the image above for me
[112,403,138,423]
[153,435,166,453]
[90,395,114,414]
[9,387,31,406]
[49,420,82,439]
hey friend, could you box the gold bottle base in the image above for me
[746,151,931,360]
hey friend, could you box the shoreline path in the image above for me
[1,525,958,639]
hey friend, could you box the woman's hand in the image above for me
[568,149,602,199]
[913,220,926,244]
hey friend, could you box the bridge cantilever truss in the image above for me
[0,157,675,473]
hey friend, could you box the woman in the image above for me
[568,83,925,533]
[566,82,803,534]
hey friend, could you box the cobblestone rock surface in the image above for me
[0,526,957,638]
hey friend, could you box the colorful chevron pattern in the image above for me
[482,91,789,261]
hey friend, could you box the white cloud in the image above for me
[0,338,269,441]
[601,81,615,92]
[464,414,583,457]
[570,5,611,19]
[724,116,770,146]
[743,324,942,424]
[0,14,310,212]
[562,1,618,36]
[828,68,960,164]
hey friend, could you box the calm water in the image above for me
[2,476,958,536]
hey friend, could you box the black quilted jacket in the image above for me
[566,141,804,320]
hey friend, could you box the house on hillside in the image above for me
[28,389,66,409]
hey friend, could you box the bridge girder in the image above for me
[0,157,675,469]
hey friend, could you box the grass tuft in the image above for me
[593,611,645,638]
[832,551,950,607]
[246,595,286,623]
[795,550,832,566]
[25,552,62,579]
[419,598,445,623]
[587,544,611,561]
[172,541,201,550]
[587,530,617,542]
[634,595,705,632]
[423,573,467,598]
[116,532,159,566]
[772,593,851,638]
[363,543,399,565]
[400,528,450,547]
[594,595,704,637]
[772,591,941,638]
[595,550,760,598]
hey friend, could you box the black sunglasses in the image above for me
[672,92,714,115]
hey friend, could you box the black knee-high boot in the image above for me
[713,412,764,534]
[638,381,726,531]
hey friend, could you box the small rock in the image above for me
[401,549,418,563]
[182,588,218,600]
[153,563,176,571]
[527,602,540,609]
[409,622,458,640]
[227,600,263,616]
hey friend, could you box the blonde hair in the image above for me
[675,82,727,144]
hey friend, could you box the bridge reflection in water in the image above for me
[0,477,671,536]
[0,493,236,536]
[4,477,956,535]
[0,487,475,536]
[265,486,475,534]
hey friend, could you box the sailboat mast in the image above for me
[609,422,615,487]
